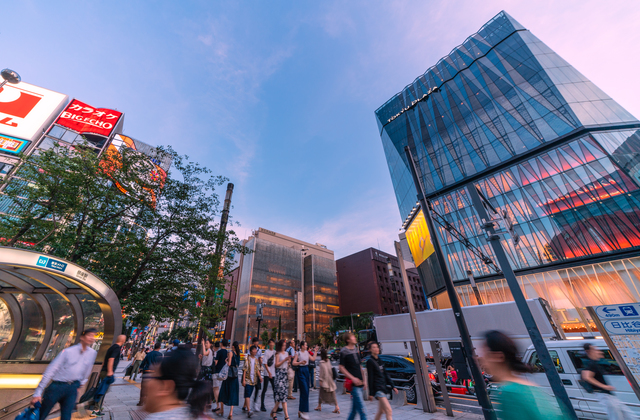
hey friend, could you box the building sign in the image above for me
[405,209,435,267]
[0,82,68,141]
[0,134,29,155]
[35,256,68,272]
[55,99,122,137]
[101,134,167,207]
[588,304,640,400]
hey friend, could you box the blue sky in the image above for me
[4,0,640,258]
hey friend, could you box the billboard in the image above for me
[0,82,68,141]
[101,134,168,207]
[405,209,435,267]
[55,99,122,137]
[0,134,29,155]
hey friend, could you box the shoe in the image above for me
[297,412,309,420]
[248,411,253,418]
[314,407,321,411]
[91,411,106,417]
[242,407,247,412]
[261,405,267,412]
[287,396,296,400]
[277,408,283,412]
[253,402,261,412]
[270,409,277,420]
[332,409,340,414]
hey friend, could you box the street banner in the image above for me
[587,304,640,400]
[55,99,122,137]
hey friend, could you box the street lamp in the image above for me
[0,69,21,89]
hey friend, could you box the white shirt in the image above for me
[34,343,97,397]
[261,349,276,377]
[277,352,289,371]
[297,350,310,365]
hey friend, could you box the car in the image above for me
[521,339,639,419]
[329,349,340,361]
[361,354,430,404]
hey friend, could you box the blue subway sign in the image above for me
[36,256,67,272]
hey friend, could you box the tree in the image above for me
[260,330,269,345]
[0,141,248,327]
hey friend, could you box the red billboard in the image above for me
[55,99,122,137]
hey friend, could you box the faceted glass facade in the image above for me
[303,254,340,342]
[377,11,640,333]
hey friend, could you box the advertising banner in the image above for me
[0,82,68,141]
[55,99,122,137]
[587,304,640,400]
[0,134,29,155]
[405,209,435,267]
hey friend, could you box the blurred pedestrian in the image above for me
[260,339,276,412]
[219,341,241,419]
[482,330,567,419]
[366,343,397,420]
[339,332,366,420]
[138,341,163,406]
[198,338,214,409]
[242,345,262,418]
[315,348,339,413]
[308,347,316,390]
[582,343,633,420]
[213,339,228,415]
[166,339,180,353]
[446,365,458,385]
[144,347,210,419]
[292,341,317,420]
[271,339,290,420]
[91,334,126,416]
[286,340,297,400]
[31,328,98,420]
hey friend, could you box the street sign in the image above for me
[588,304,640,401]
[595,304,640,319]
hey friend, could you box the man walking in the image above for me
[260,339,276,412]
[137,341,163,406]
[31,328,98,420]
[340,332,367,420]
[249,337,263,412]
[130,347,147,380]
[90,334,126,416]
[582,343,633,419]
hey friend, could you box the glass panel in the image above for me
[567,350,622,375]
[77,295,104,352]
[0,298,13,356]
[528,350,564,373]
[47,125,65,139]
[41,294,75,361]
[12,293,44,360]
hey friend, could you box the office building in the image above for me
[376,11,640,334]
[337,247,428,316]
[231,228,339,347]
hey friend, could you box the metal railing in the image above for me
[0,393,33,419]
[568,396,640,419]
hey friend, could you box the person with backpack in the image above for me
[260,339,277,412]
[315,348,339,414]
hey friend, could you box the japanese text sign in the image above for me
[55,99,122,137]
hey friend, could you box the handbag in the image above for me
[344,377,353,393]
[15,402,40,420]
[218,364,229,381]
[79,386,97,403]
[124,363,134,378]
[228,366,238,379]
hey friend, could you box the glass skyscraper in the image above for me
[376,11,640,334]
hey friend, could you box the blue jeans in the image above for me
[40,381,80,420]
[94,375,115,409]
[348,386,367,420]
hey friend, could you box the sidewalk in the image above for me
[49,364,482,420]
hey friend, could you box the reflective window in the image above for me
[12,293,44,360]
[0,298,13,356]
[77,295,104,352]
[41,294,75,361]
[528,350,564,373]
[567,350,623,375]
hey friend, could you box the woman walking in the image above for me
[482,330,567,419]
[213,340,229,415]
[218,341,241,419]
[366,343,397,420]
[271,339,290,420]
[315,348,339,413]
[292,342,317,420]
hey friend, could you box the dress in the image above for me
[274,352,289,403]
[317,360,337,405]
[297,351,310,412]
[219,352,240,406]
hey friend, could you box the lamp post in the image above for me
[0,69,21,89]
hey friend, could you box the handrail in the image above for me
[0,392,33,418]
[569,395,640,408]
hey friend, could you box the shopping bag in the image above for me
[124,363,134,378]
[15,402,40,420]
[218,364,229,381]
[79,385,97,403]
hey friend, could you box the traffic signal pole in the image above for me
[404,147,496,420]
[466,186,577,419]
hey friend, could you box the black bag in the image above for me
[124,363,134,378]
[79,386,97,403]
[332,367,338,381]
[579,379,594,393]
[228,366,238,379]
[267,354,275,367]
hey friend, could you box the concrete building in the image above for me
[336,248,428,316]
[231,228,339,348]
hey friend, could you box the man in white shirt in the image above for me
[244,337,263,412]
[31,328,99,420]
[260,339,276,411]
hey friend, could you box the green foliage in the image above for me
[260,330,269,345]
[0,142,249,327]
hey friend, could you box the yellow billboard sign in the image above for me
[406,209,435,267]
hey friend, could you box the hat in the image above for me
[173,339,180,345]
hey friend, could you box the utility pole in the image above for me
[404,146,495,420]
[466,186,577,419]
[197,183,234,345]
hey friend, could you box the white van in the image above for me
[521,339,640,418]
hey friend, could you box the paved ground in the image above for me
[47,364,483,420]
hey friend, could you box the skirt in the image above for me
[318,388,336,405]
[274,369,288,403]
[219,377,239,406]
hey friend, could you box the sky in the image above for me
[4,0,640,258]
